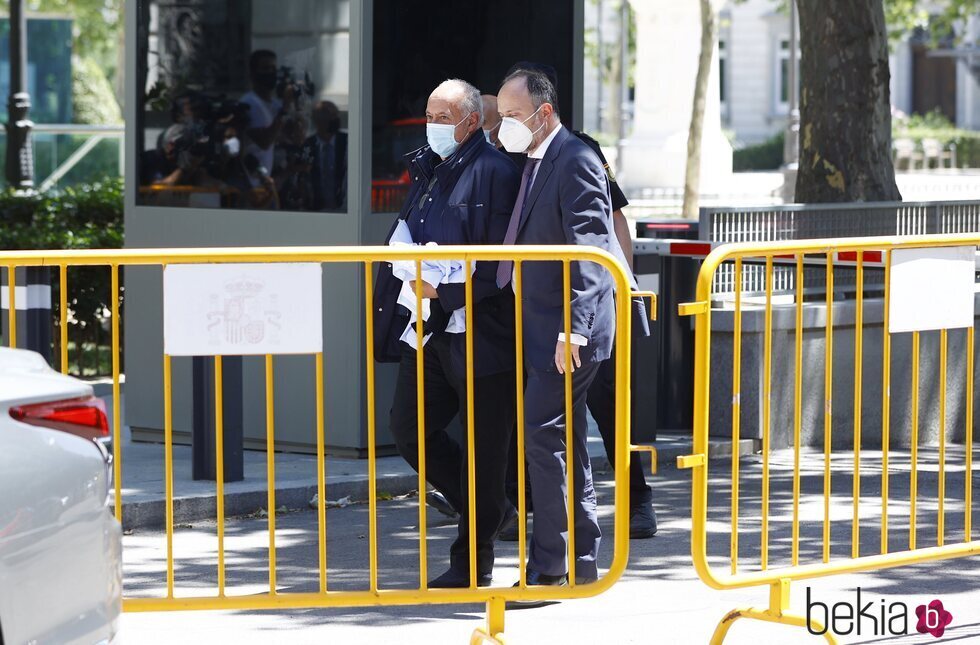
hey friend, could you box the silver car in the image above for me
[0,347,121,645]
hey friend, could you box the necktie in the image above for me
[496,158,540,289]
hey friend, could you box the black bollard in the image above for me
[192,355,244,482]
[1,267,52,362]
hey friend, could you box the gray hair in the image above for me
[434,78,484,128]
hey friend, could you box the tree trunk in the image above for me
[795,0,901,203]
[682,0,716,219]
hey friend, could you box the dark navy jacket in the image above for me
[513,127,620,371]
[373,132,521,378]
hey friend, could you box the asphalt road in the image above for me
[122,448,980,644]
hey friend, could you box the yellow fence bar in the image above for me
[413,261,429,589]
[852,256,864,559]
[7,266,16,347]
[214,356,226,596]
[163,354,174,598]
[967,327,975,543]
[823,253,834,564]
[111,264,122,523]
[513,261,528,588]
[315,352,327,594]
[731,258,743,574]
[911,331,920,551]
[266,355,277,594]
[881,250,892,554]
[939,329,947,547]
[59,265,68,373]
[363,261,380,594]
[761,257,773,571]
[562,260,576,586]
[792,255,803,567]
[464,259,477,589]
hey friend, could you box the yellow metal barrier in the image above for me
[678,233,980,644]
[1,245,653,643]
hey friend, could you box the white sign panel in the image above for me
[889,246,976,334]
[164,263,323,356]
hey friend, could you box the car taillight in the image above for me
[10,396,110,441]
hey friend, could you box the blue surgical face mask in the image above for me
[483,121,501,145]
[426,115,469,158]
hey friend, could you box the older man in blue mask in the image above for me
[373,79,521,588]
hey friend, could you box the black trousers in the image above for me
[586,342,653,502]
[506,340,652,510]
[389,335,516,576]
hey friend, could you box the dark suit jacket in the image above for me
[514,127,619,371]
[373,133,521,378]
[303,132,348,211]
[507,130,649,340]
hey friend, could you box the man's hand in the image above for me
[409,280,439,299]
[555,340,582,375]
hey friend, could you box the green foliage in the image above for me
[4,0,121,64]
[0,0,122,96]
[0,179,122,251]
[890,110,973,164]
[896,107,954,130]
[738,108,980,171]
[883,0,980,43]
[733,132,785,171]
[72,55,122,125]
[895,126,980,168]
[0,179,123,322]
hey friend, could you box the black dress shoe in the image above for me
[506,570,568,609]
[426,490,459,520]
[525,570,568,586]
[629,501,658,539]
[428,567,492,588]
[494,504,519,541]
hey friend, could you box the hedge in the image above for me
[733,132,785,172]
[897,127,980,169]
[0,179,123,324]
[735,120,980,171]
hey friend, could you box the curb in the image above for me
[114,437,757,530]
[114,472,421,531]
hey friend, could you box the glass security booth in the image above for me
[124,0,583,455]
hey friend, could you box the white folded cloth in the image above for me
[390,221,473,349]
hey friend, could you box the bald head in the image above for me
[481,94,501,147]
[498,70,560,154]
[425,79,483,155]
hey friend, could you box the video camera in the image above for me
[168,92,254,172]
[276,66,315,102]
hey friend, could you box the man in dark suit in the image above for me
[495,68,617,589]
[373,79,521,588]
[304,100,348,211]
[491,61,658,541]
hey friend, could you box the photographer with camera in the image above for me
[240,49,294,187]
